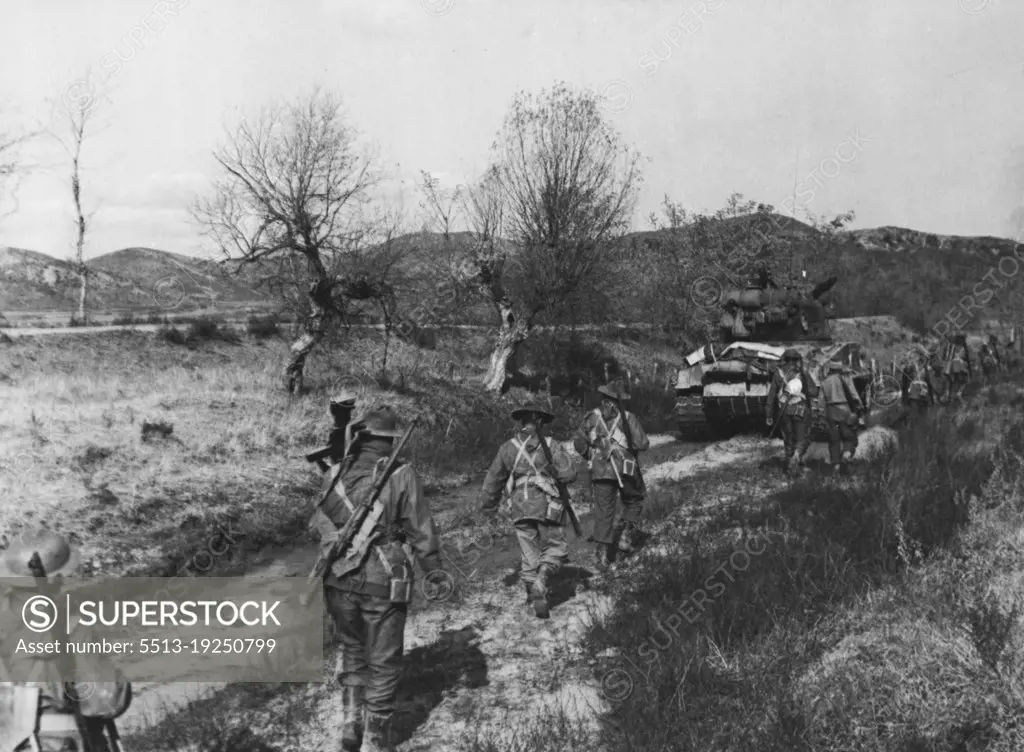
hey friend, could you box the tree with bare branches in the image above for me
[463,82,642,392]
[50,89,101,325]
[192,88,380,393]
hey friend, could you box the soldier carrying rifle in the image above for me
[573,380,649,571]
[308,408,443,752]
[479,404,579,620]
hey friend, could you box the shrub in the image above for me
[246,313,281,339]
[187,317,240,344]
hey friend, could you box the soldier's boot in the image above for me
[523,580,533,604]
[839,450,855,476]
[785,451,801,477]
[340,686,364,752]
[532,564,552,619]
[617,522,636,554]
[362,710,395,752]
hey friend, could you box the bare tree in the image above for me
[429,83,643,392]
[192,88,380,393]
[53,92,100,325]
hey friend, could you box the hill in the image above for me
[0,245,269,313]
[3,216,1023,337]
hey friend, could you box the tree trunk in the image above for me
[482,302,530,393]
[283,302,330,394]
[73,171,87,324]
[77,262,88,324]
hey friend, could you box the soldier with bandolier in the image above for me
[765,349,818,477]
[479,404,579,620]
[310,408,443,752]
[573,381,650,571]
[820,362,867,476]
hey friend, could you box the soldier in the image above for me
[327,390,359,461]
[479,404,577,619]
[820,362,867,475]
[573,381,650,570]
[0,530,130,752]
[989,334,1005,373]
[312,408,443,752]
[765,349,818,477]
[945,335,973,401]
[901,349,935,414]
[980,339,999,382]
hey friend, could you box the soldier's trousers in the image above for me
[591,479,643,545]
[780,410,812,459]
[825,405,858,465]
[514,520,568,585]
[326,586,407,718]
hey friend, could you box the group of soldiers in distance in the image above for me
[763,331,1013,482]
[898,332,1009,409]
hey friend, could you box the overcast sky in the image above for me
[0,0,1021,261]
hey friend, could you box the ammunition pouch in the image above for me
[544,498,565,524]
[785,403,807,420]
[375,540,414,604]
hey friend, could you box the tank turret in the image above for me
[717,275,835,342]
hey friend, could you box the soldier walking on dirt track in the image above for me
[946,335,973,401]
[821,362,867,476]
[479,404,578,619]
[901,350,935,414]
[573,380,650,571]
[765,349,818,477]
[311,408,443,752]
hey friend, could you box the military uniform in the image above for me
[765,349,818,476]
[573,381,649,569]
[901,355,935,414]
[980,342,999,381]
[0,531,130,752]
[479,405,577,619]
[820,364,866,474]
[946,339,972,399]
[312,409,442,752]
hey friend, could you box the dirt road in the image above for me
[119,432,796,749]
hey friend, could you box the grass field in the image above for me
[0,320,682,578]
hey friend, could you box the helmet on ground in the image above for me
[0,529,80,581]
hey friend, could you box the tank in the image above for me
[675,275,876,441]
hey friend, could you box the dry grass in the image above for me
[583,377,1024,751]
[0,325,678,579]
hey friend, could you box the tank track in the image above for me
[675,394,717,441]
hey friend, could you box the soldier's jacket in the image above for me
[575,408,649,484]
[480,432,577,523]
[821,370,864,422]
[947,345,972,376]
[765,367,819,419]
[901,360,934,402]
[314,450,442,595]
